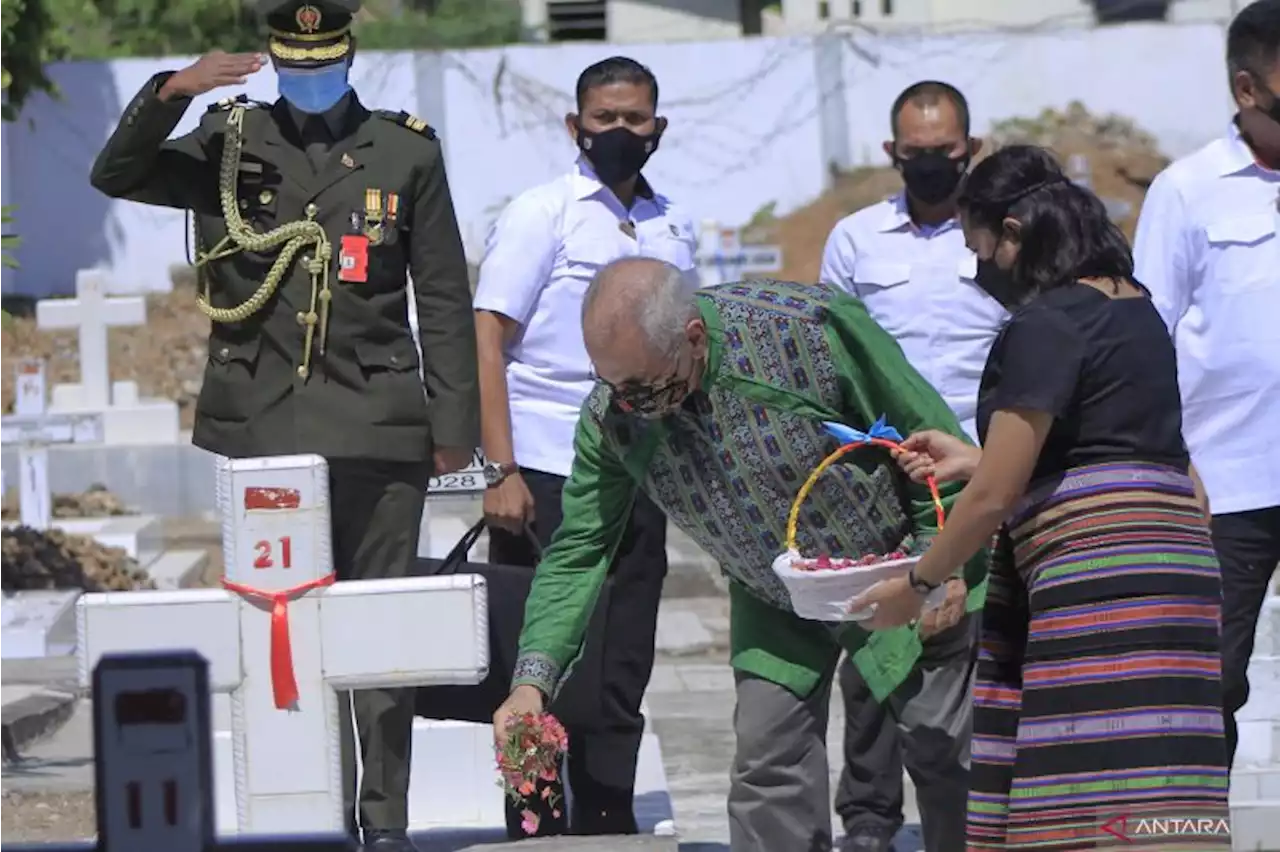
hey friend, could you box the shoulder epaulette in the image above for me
[375,109,437,140]
[206,95,267,113]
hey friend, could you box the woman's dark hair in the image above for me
[957,144,1134,299]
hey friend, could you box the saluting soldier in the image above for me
[89,2,479,850]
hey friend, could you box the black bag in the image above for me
[411,519,609,729]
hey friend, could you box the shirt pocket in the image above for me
[851,260,915,338]
[851,260,911,297]
[1204,214,1276,296]
[643,229,698,271]
[563,240,618,282]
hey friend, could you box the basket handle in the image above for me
[784,436,946,552]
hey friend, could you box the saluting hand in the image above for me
[160,51,267,101]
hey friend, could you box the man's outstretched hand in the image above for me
[160,51,266,101]
[493,684,544,748]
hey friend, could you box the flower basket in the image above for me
[771,418,949,622]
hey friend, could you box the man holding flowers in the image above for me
[493,257,987,852]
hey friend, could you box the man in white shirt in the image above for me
[819,81,1006,852]
[472,56,698,838]
[1133,0,1280,770]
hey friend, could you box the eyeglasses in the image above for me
[591,351,690,416]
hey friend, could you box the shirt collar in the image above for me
[877,191,959,234]
[698,293,725,386]
[278,90,360,142]
[1217,117,1280,177]
[572,155,657,202]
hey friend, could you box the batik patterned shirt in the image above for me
[513,281,986,699]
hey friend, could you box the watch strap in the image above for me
[908,564,940,595]
[484,460,519,486]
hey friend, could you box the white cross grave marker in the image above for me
[36,269,146,410]
[695,220,783,286]
[76,454,489,835]
[0,359,104,528]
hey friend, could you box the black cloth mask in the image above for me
[974,258,1021,310]
[897,151,969,205]
[577,123,660,186]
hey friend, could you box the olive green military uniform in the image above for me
[89,40,479,836]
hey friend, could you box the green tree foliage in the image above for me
[355,0,522,50]
[53,0,521,61]
[2,0,70,119]
[2,205,20,268]
[2,0,522,118]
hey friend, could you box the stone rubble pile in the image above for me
[1,526,154,592]
[1,484,135,522]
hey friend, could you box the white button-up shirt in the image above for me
[1133,123,1280,515]
[474,157,699,478]
[819,193,1008,440]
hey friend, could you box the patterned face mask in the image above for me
[600,349,696,420]
[613,376,691,420]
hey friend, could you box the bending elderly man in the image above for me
[493,258,987,852]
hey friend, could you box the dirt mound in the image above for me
[2,526,154,592]
[2,281,210,427]
[764,102,1170,284]
[2,264,482,425]
[1,485,135,522]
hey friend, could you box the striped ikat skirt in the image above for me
[967,461,1231,851]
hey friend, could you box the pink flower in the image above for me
[521,808,540,835]
[540,785,552,800]
[552,809,561,819]
[539,765,558,782]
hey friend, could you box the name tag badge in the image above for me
[339,234,369,283]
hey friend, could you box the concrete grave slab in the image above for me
[2,591,81,659]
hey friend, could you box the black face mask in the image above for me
[577,123,660,186]
[1258,84,1280,125]
[975,259,1021,310]
[897,150,969,205]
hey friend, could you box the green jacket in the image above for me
[90,73,479,462]
[512,281,987,702]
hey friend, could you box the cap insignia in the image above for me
[295,4,322,33]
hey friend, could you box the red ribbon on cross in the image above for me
[221,573,336,709]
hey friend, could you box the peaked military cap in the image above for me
[259,0,360,68]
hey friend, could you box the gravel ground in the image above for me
[1,790,96,844]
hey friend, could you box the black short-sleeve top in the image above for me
[976,282,1190,483]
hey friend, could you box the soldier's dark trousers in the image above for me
[488,468,668,838]
[332,458,432,833]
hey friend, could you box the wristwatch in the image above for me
[907,564,941,596]
[482,460,519,488]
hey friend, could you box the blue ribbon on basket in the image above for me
[822,416,904,446]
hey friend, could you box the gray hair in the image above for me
[583,258,700,357]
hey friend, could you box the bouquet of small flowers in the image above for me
[494,711,570,835]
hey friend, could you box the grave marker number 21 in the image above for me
[253,536,294,570]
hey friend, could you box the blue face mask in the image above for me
[277,62,351,114]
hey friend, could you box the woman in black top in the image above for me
[852,145,1229,850]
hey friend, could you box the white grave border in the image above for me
[77,455,491,834]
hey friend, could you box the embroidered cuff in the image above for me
[511,652,561,697]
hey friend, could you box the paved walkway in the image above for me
[647,595,922,849]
